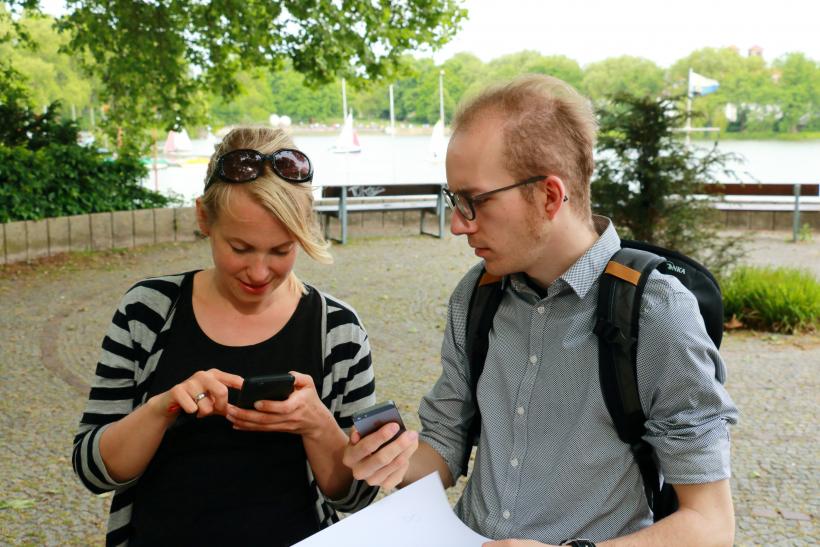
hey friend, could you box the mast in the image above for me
[439,70,445,123]
[389,84,396,134]
[341,78,348,119]
[686,68,693,146]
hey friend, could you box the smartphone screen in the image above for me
[352,400,406,448]
[236,373,295,409]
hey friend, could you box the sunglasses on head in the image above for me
[205,148,313,190]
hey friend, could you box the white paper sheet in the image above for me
[294,473,490,547]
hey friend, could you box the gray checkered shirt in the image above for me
[419,216,738,543]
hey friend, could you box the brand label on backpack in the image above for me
[664,262,686,275]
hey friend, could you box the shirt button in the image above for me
[516,406,525,415]
[529,355,537,364]
[537,306,545,314]
[502,510,511,519]
[510,458,519,467]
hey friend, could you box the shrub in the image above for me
[0,100,172,222]
[592,94,744,276]
[722,266,820,334]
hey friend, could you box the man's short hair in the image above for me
[451,74,597,221]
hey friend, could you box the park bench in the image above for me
[703,182,820,239]
[314,183,446,244]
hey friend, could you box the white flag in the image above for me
[688,69,720,97]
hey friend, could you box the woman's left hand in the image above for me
[226,371,335,439]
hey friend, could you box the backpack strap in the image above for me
[593,248,666,516]
[461,268,504,476]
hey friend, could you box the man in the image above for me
[343,75,738,546]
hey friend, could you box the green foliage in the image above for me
[2,8,818,139]
[0,101,171,222]
[722,266,820,333]
[797,223,813,242]
[582,56,665,100]
[0,100,76,149]
[51,0,466,149]
[0,12,95,120]
[592,94,743,274]
[772,53,820,132]
[486,51,583,90]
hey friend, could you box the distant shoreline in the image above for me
[210,124,820,142]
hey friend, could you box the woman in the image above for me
[72,126,378,546]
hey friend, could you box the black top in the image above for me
[131,273,324,546]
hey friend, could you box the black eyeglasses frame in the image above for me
[444,175,567,221]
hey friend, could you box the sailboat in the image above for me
[332,112,362,154]
[163,128,193,155]
[331,78,362,154]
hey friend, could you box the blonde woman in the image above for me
[73,127,378,546]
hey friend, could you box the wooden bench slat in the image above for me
[703,183,820,196]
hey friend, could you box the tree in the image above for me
[772,53,820,132]
[0,13,96,123]
[486,51,583,90]
[581,56,664,100]
[48,0,465,149]
[0,98,171,222]
[592,94,742,275]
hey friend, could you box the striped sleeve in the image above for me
[319,295,379,513]
[71,276,180,494]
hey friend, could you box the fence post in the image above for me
[792,183,801,242]
[340,186,348,245]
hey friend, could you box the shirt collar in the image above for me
[506,215,620,300]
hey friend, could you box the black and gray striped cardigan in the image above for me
[72,272,379,546]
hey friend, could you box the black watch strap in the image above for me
[559,539,596,547]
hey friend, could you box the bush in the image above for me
[0,100,173,222]
[723,266,820,334]
[592,94,744,276]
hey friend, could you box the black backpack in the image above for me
[462,239,724,521]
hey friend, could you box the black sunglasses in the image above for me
[205,148,313,190]
[443,175,568,221]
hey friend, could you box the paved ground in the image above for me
[0,221,817,546]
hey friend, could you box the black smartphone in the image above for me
[236,373,295,409]
[352,400,406,449]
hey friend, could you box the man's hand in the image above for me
[342,423,419,490]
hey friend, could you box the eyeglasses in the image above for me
[443,175,567,221]
[205,148,313,190]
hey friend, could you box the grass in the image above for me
[723,266,820,333]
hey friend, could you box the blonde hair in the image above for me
[452,75,598,223]
[201,126,332,294]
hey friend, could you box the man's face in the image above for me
[445,117,549,277]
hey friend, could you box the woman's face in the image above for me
[202,187,298,309]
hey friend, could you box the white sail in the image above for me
[332,113,362,154]
[163,128,193,154]
[430,118,446,160]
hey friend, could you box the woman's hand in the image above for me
[148,368,244,421]
[100,368,243,483]
[225,371,335,438]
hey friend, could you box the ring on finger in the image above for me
[193,392,207,403]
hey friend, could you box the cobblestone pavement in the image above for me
[0,223,817,545]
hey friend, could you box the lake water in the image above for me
[144,135,820,206]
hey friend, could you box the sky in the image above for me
[37,0,819,68]
[427,0,820,67]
